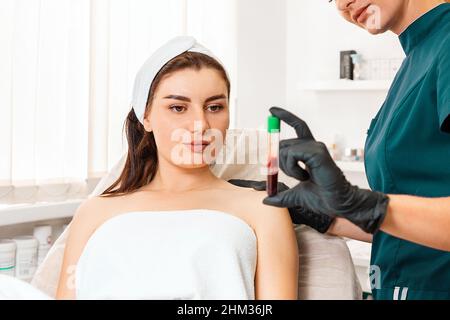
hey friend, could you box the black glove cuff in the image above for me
[289,207,335,234]
[364,192,390,234]
[315,214,335,234]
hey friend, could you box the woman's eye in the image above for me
[206,105,224,113]
[169,105,186,113]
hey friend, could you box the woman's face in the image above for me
[144,68,229,168]
[335,0,407,34]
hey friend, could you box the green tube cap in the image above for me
[268,115,280,133]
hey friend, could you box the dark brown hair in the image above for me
[100,51,230,197]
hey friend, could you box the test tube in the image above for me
[267,115,280,197]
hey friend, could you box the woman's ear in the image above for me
[143,117,152,132]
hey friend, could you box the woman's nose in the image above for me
[188,108,211,133]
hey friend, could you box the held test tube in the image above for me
[267,115,280,197]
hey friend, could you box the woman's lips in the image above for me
[184,141,210,153]
[352,4,370,23]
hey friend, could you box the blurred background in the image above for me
[0,0,406,203]
[0,0,405,295]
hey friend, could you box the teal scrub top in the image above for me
[365,3,450,300]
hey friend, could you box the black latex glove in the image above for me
[263,107,390,234]
[228,179,334,233]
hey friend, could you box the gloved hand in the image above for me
[228,179,334,233]
[262,107,390,234]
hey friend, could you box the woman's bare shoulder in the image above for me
[76,195,111,214]
[221,184,291,226]
[245,189,287,212]
[71,195,120,227]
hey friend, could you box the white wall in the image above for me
[235,0,405,146]
[235,0,287,130]
[285,0,405,148]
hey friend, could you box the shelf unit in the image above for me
[336,160,365,173]
[298,79,392,92]
[0,199,82,227]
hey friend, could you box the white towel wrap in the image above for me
[75,209,257,300]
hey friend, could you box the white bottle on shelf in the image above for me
[350,54,364,80]
[33,225,53,267]
[327,143,341,161]
[0,239,16,277]
[13,236,38,282]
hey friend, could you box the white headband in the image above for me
[131,36,226,125]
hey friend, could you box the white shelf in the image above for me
[298,80,392,92]
[0,199,82,227]
[336,160,365,173]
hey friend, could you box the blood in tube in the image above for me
[266,115,280,197]
[267,158,279,197]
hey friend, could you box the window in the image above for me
[0,0,237,204]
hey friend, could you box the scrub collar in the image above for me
[399,3,450,55]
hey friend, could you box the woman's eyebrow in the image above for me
[163,94,227,103]
[163,95,191,102]
[205,94,227,103]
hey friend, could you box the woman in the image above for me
[255,0,450,300]
[331,0,450,300]
[56,37,298,300]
